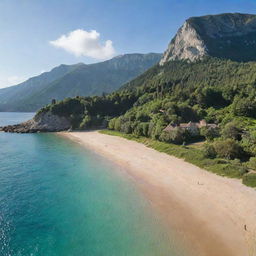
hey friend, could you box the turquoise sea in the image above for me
[0,112,186,256]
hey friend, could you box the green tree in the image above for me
[80,115,92,129]
[213,139,242,159]
[160,128,187,144]
[203,143,217,158]
[247,157,256,170]
[200,127,219,141]
[114,117,121,131]
[221,121,242,140]
[232,97,256,118]
[108,118,116,130]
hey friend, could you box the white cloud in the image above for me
[49,29,115,60]
[0,76,26,89]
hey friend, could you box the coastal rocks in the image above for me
[1,111,71,133]
[160,13,256,64]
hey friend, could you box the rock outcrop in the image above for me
[160,13,256,65]
[1,111,71,133]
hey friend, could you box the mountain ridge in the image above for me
[0,53,161,112]
[3,13,256,189]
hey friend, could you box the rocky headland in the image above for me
[0,111,71,133]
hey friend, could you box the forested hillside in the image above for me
[8,12,256,187]
[41,57,256,127]
[36,57,256,186]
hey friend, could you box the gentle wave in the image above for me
[0,113,185,256]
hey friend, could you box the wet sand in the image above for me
[60,131,256,256]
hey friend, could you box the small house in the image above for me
[163,120,218,136]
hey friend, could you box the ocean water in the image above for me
[0,113,185,256]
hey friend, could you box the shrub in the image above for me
[213,139,243,159]
[200,127,219,141]
[159,131,172,143]
[79,115,91,129]
[221,121,242,140]
[148,116,167,139]
[108,118,116,130]
[160,128,188,144]
[114,117,121,131]
[241,130,256,156]
[247,157,256,170]
[133,122,144,137]
[120,121,132,134]
[109,117,124,131]
[203,143,217,158]
[242,172,256,187]
[140,122,149,137]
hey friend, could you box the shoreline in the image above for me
[60,131,256,256]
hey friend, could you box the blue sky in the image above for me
[0,0,256,88]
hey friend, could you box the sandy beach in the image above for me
[60,131,256,256]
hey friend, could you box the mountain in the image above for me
[3,13,256,187]
[0,64,79,109]
[160,13,256,64]
[0,53,161,112]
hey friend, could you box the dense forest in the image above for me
[38,57,256,186]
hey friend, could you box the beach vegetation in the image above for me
[242,172,256,187]
[213,139,243,160]
[36,57,256,187]
[247,157,256,170]
[100,130,248,179]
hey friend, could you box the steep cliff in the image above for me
[160,13,256,64]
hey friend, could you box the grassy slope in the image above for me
[100,130,256,188]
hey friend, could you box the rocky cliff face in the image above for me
[160,21,207,64]
[160,13,256,65]
[1,112,71,133]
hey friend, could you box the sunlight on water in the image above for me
[0,113,187,256]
